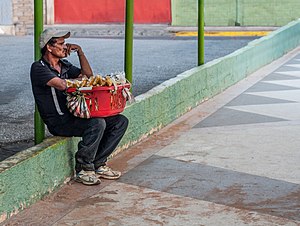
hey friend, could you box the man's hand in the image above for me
[65,43,93,78]
[65,43,83,56]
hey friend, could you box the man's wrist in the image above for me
[77,51,84,56]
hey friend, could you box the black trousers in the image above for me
[48,114,129,172]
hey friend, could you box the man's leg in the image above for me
[73,118,106,185]
[49,117,106,172]
[93,114,128,169]
[74,118,106,173]
[48,117,106,185]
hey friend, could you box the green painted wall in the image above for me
[171,0,198,26]
[1,19,300,223]
[205,0,236,26]
[0,137,78,222]
[171,0,300,26]
[241,0,300,26]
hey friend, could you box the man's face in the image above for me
[48,37,68,58]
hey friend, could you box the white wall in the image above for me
[0,0,13,25]
[45,0,54,24]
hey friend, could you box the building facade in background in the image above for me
[54,0,171,24]
[0,0,300,36]
[172,0,300,27]
[0,0,33,35]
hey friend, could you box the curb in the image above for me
[175,31,272,37]
[21,25,279,38]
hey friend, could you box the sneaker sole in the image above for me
[97,174,121,180]
[75,177,101,185]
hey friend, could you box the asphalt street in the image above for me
[0,35,258,159]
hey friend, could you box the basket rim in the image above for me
[66,83,130,93]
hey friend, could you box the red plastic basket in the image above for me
[67,83,130,117]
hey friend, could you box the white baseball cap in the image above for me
[39,28,71,49]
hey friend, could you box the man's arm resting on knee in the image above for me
[47,77,67,91]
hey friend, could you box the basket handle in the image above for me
[111,80,118,94]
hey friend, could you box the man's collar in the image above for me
[41,57,69,67]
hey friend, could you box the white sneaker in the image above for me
[95,165,122,179]
[75,170,101,185]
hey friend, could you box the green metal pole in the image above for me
[198,0,204,66]
[34,0,45,144]
[124,0,134,84]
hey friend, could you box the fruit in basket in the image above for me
[99,76,107,86]
[93,75,106,86]
[65,72,127,88]
[87,76,95,86]
[81,78,88,87]
[92,75,99,86]
[105,76,113,86]
[66,79,74,88]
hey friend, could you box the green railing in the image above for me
[34,0,45,144]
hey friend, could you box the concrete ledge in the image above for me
[0,137,79,222]
[1,19,300,223]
